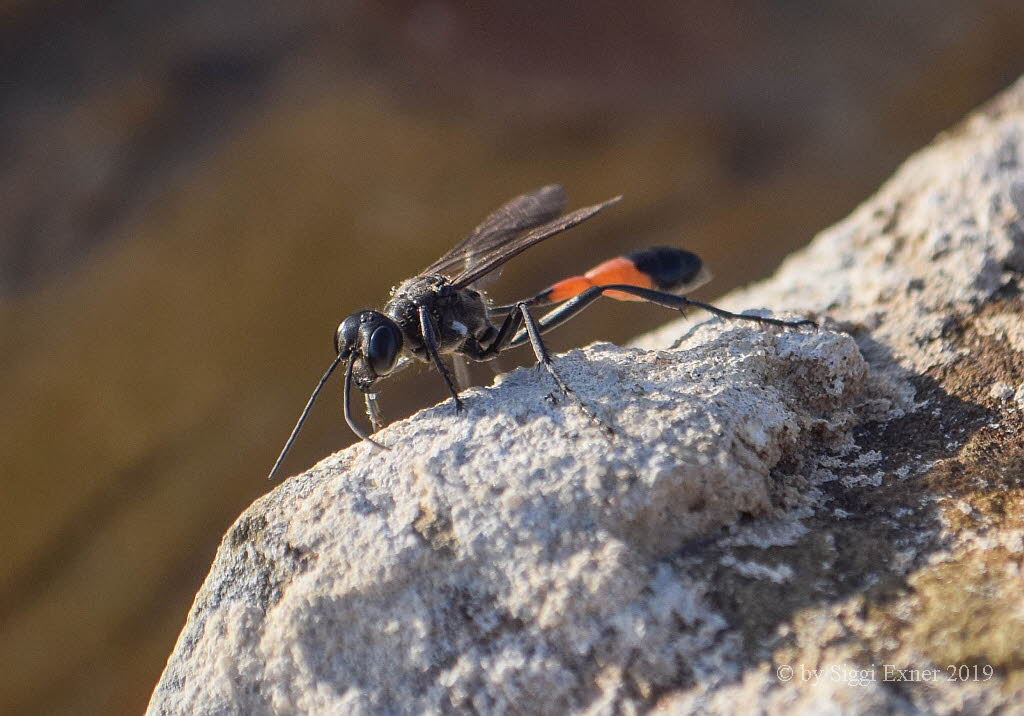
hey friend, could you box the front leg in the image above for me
[418,305,465,412]
[364,392,385,431]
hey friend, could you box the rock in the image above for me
[149,77,1024,715]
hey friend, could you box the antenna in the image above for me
[267,352,344,480]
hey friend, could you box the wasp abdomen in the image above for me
[543,246,707,303]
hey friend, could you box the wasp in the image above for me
[268,185,813,479]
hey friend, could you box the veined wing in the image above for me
[421,185,568,279]
[450,194,621,289]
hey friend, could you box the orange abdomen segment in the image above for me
[545,275,595,303]
[542,248,705,304]
[583,256,654,301]
[545,256,656,302]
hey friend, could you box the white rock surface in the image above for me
[149,77,1024,715]
[149,326,874,715]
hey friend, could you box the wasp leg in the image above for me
[451,355,472,391]
[482,307,523,357]
[518,302,614,436]
[418,305,465,412]
[457,307,523,362]
[364,392,385,431]
[505,284,815,348]
[668,317,722,350]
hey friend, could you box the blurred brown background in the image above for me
[2,1,1023,714]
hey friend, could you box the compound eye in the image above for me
[335,314,362,355]
[366,324,402,376]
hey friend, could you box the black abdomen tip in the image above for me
[625,246,704,291]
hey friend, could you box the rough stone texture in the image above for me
[150,78,1024,715]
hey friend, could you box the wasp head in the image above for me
[335,311,403,389]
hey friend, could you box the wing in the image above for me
[450,194,621,289]
[422,185,568,279]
